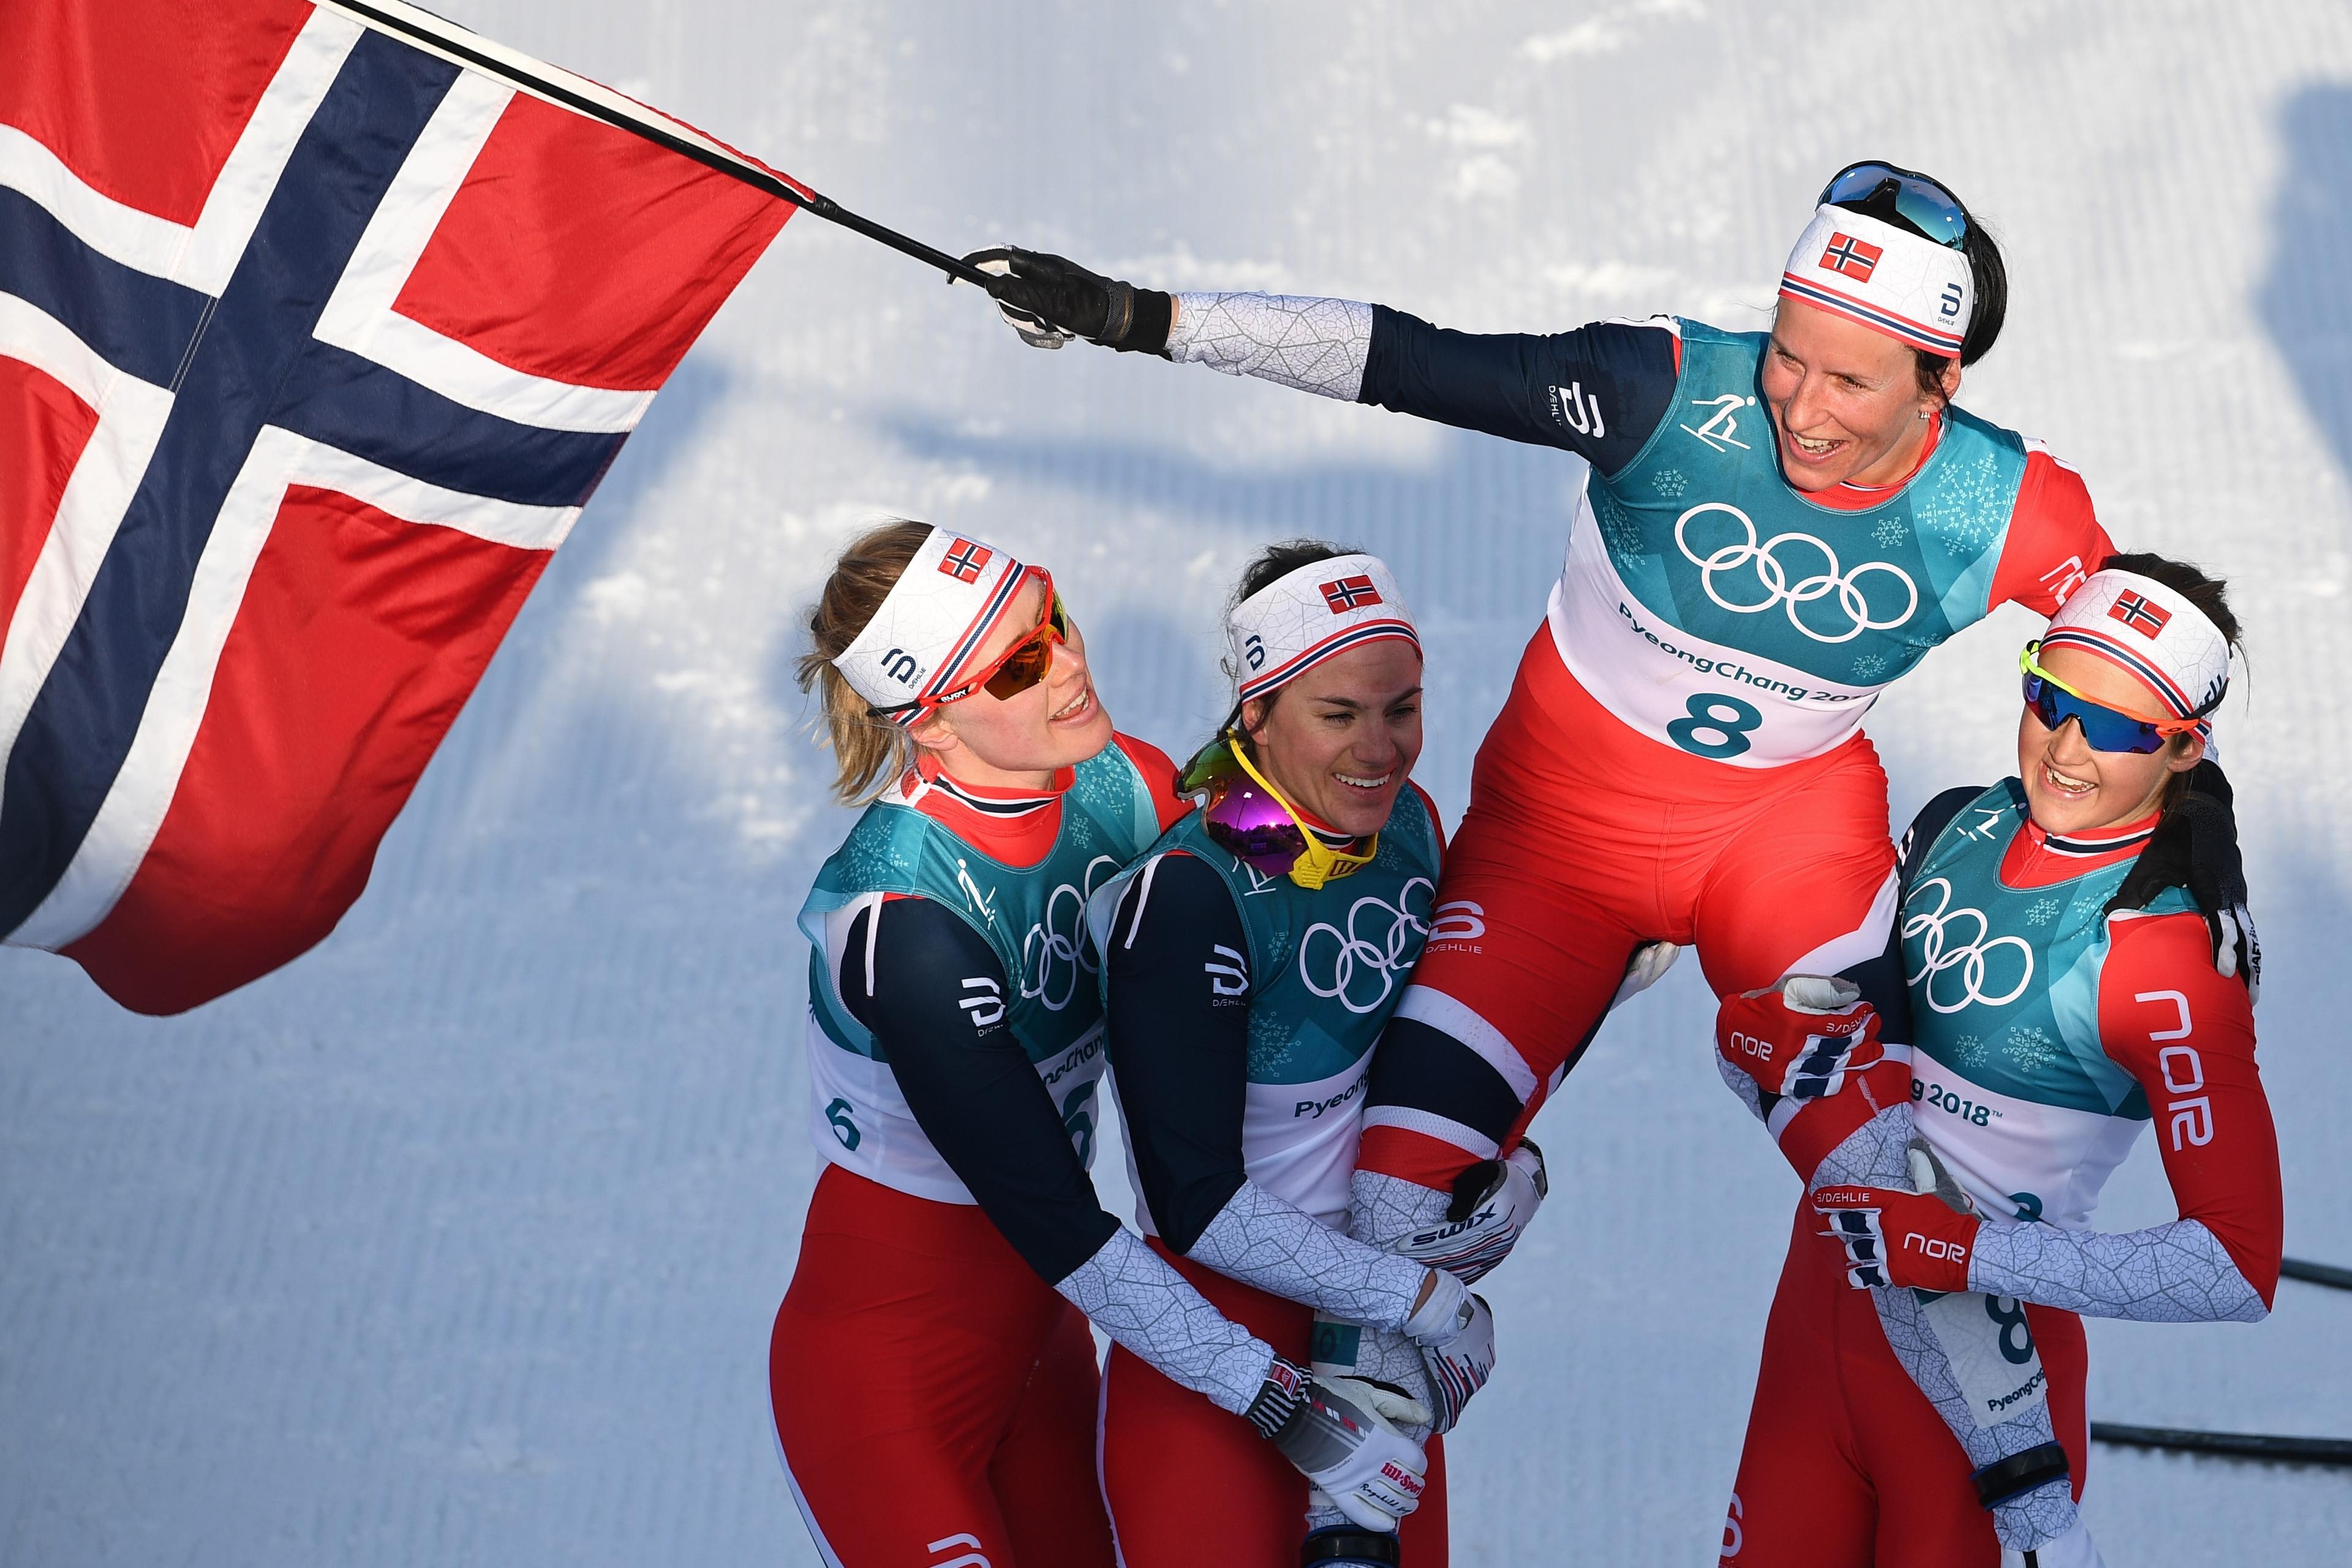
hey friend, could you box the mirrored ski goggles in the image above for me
[872,571,1072,720]
[1820,160,1970,251]
[2019,642,2200,754]
[1178,729,1378,891]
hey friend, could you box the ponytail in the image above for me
[797,519,932,802]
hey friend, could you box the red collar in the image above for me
[897,756,1074,869]
[1999,805,2162,889]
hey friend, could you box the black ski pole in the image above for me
[2282,1256,2352,1291]
[2091,1422,2352,1468]
[324,0,994,286]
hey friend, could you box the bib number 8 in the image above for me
[1667,692,1763,759]
[1986,1295,2037,1365]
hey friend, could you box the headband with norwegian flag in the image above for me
[1229,552,1419,703]
[2042,568,2232,725]
[834,526,1035,723]
[1779,204,1975,357]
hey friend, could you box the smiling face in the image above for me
[910,576,1113,790]
[2017,643,2204,835]
[1239,639,1425,839]
[1760,300,1962,491]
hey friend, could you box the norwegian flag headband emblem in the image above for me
[835,527,1031,720]
[2043,570,2231,722]
[1820,233,1882,281]
[2108,591,2171,638]
[1229,552,1419,703]
[938,538,993,583]
[1780,205,1973,356]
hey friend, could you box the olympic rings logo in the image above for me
[1299,878,1434,1015]
[1674,503,1919,644]
[1902,877,2035,1014]
[1022,854,1120,1012]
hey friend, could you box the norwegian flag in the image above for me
[1819,232,1883,281]
[2108,590,2172,638]
[0,0,794,1012]
[937,539,992,582]
[1320,575,1383,612]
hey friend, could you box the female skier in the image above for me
[772,521,1431,1564]
[1087,543,1495,1568]
[1711,556,2280,1567]
[965,162,2250,1551]
[962,162,2259,1171]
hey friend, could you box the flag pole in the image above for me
[320,0,994,286]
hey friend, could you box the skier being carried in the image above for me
[969,162,2253,1561]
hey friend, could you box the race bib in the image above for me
[1920,1289,2049,1428]
[1547,488,1885,767]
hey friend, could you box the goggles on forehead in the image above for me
[1178,729,1378,891]
[2019,641,2203,755]
[1821,160,1970,251]
[868,570,1071,722]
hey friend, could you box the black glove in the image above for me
[962,246,1172,354]
[2105,758,2259,996]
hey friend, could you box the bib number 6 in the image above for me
[1667,692,1762,759]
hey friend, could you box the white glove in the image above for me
[1248,1358,1430,1531]
[1404,1284,1496,1434]
[1391,1139,1547,1283]
[1612,939,1681,1006]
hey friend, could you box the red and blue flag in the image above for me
[1,0,795,1012]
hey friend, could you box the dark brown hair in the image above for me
[1869,173,2006,399]
[2096,551,2241,805]
[1219,538,1364,742]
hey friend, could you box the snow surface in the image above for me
[6,2,2352,1562]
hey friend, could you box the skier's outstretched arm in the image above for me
[967,247,1678,477]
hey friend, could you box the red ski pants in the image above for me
[1099,1241,1449,1568]
[1721,1202,2089,1567]
[771,1165,1115,1567]
[1359,631,1899,1190]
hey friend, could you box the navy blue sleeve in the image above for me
[1102,854,1253,1255]
[843,897,1118,1284]
[1358,307,1681,477]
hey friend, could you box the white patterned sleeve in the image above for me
[1969,1217,2269,1324]
[1185,1179,1430,1330]
[1054,1226,1276,1416]
[1166,293,1373,401]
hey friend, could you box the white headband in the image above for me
[1779,203,1974,357]
[833,527,1035,722]
[2042,569,2230,722]
[1229,553,1419,703]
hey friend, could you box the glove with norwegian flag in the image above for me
[1815,1142,1983,1293]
